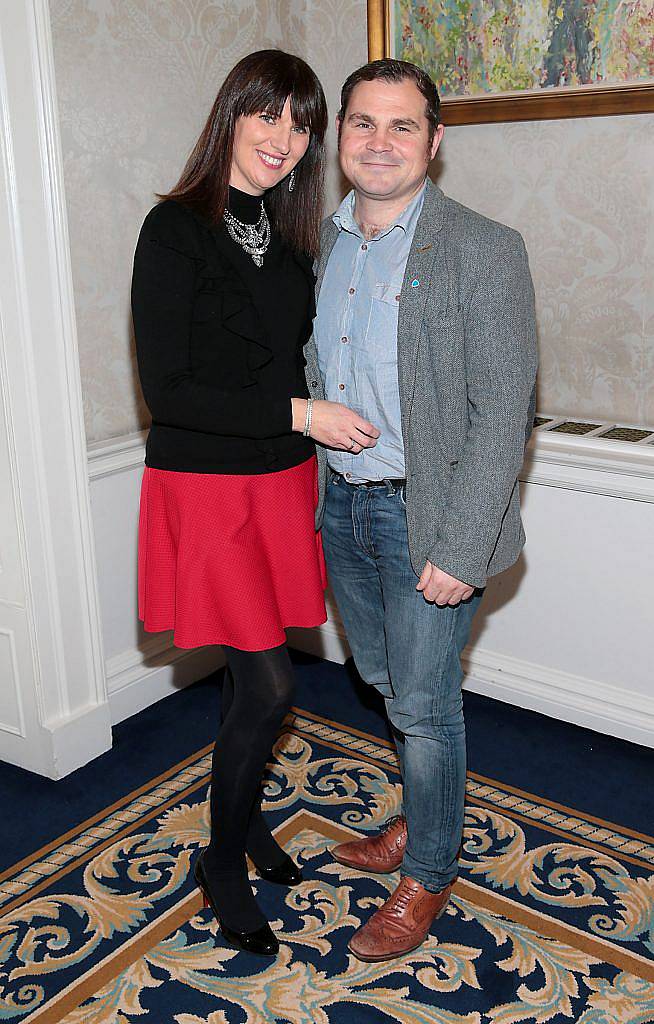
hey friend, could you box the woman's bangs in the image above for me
[289,87,325,137]
[236,66,325,137]
[237,76,288,120]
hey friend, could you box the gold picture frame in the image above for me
[367,0,654,125]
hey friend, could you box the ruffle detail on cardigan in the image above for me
[145,200,274,390]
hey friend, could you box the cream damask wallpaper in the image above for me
[437,115,654,429]
[50,0,653,443]
[49,0,365,442]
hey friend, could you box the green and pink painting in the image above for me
[392,0,654,97]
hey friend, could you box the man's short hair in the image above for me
[338,59,441,143]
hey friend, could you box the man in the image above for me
[303,58,538,962]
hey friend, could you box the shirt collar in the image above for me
[332,181,427,240]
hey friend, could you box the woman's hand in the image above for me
[292,398,380,453]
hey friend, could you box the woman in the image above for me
[132,50,379,958]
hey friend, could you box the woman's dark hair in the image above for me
[161,50,328,257]
[338,59,440,144]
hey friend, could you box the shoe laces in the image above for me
[381,815,403,834]
[385,881,414,918]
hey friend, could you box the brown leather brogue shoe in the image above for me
[331,815,407,874]
[348,875,455,962]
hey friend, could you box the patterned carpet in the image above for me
[2,707,653,1024]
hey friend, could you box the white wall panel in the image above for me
[0,0,111,777]
[470,482,653,694]
[89,431,654,748]
[88,436,224,725]
[0,626,24,737]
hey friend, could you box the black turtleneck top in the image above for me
[131,186,314,474]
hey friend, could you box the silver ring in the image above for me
[348,439,356,450]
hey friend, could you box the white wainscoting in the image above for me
[89,431,654,747]
[0,0,111,778]
[88,435,224,725]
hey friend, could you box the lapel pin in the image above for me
[417,244,432,253]
[411,279,420,288]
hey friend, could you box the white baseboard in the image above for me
[102,622,654,749]
[296,622,654,749]
[106,635,225,726]
[462,646,654,749]
[45,702,113,779]
[287,620,350,664]
[0,700,113,779]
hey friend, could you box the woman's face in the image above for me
[230,96,310,196]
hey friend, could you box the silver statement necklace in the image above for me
[223,201,271,267]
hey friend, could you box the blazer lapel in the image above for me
[397,180,446,416]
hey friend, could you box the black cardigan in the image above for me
[131,197,315,474]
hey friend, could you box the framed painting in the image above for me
[367,0,654,124]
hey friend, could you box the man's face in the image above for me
[337,78,444,204]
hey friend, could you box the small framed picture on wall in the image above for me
[367,0,654,124]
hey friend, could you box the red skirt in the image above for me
[138,456,327,651]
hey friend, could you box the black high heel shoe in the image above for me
[254,854,303,887]
[194,852,279,957]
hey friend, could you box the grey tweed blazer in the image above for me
[304,179,538,589]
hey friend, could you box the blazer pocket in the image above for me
[425,303,464,336]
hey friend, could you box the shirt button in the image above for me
[361,244,368,251]
[345,472,352,478]
[395,294,401,302]
[338,383,345,390]
[348,287,355,294]
[341,336,348,344]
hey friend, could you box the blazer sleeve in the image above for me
[131,202,293,440]
[427,235,538,588]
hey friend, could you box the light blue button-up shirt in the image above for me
[313,183,426,482]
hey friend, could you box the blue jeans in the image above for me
[322,473,482,892]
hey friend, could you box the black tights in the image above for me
[203,644,294,931]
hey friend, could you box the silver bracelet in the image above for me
[303,397,314,437]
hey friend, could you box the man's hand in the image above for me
[416,561,474,606]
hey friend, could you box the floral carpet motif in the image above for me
[1,709,653,1024]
